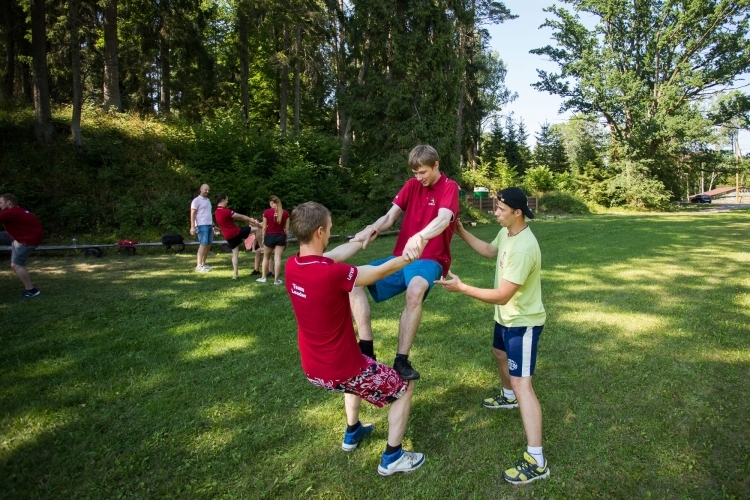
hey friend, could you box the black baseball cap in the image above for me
[497,187,535,219]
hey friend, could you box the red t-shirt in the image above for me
[0,206,43,246]
[391,173,459,276]
[214,206,240,240]
[263,208,289,234]
[285,253,367,381]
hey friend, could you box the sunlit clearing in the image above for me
[199,401,253,424]
[557,310,664,336]
[182,336,255,360]
[188,428,235,454]
[2,408,79,457]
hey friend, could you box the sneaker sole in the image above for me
[504,468,550,485]
[377,456,425,476]
[482,403,518,409]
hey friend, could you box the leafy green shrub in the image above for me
[538,191,590,215]
[523,165,556,194]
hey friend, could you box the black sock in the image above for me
[359,340,375,360]
[385,443,402,455]
[347,421,361,433]
[395,353,409,363]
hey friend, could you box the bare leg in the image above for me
[273,245,285,280]
[231,247,240,276]
[397,277,429,355]
[387,381,415,446]
[510,376,543,447]
[344,393,361,426]
[254,249,261,271]
[492,348,513,391]
[349,286,373,341]
[261,246,272,279]
[11,263,34,290]
[197,244,211,267]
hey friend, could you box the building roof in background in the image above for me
[693,186,750,197]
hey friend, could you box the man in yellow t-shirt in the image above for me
[435,187,549,485]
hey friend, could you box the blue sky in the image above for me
[485,1,749,152]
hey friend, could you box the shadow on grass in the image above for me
[1,213,749,498]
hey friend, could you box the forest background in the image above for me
[1,0,750,241]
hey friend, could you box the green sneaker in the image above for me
[503,452,549,484]
[482,393,518,409]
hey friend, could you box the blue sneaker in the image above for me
[341,423,375,451]
[377,449,425,476]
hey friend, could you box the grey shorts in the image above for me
[0,232,37,266]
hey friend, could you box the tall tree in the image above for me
[102,0,122,111]
[30,0,54,142]
[533,121,569,173]
[70,0,83,145]
[532,0,750,194]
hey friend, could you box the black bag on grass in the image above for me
[161,234,184,246]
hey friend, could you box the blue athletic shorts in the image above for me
[196,225,213,245]
[493,322,544,377]
[366,256,442,303]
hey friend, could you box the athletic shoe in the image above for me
[232,274,239,280]
[482,393,518,409]
[273,279,283,285]
[250,270,261,275]
[393,357,420,380]
[503,452,549,485]
[195,265,210,273]
[268,271,274,278]
[203,264,212,270]
[377,449,425,476]
[21,288,41,298]
[341,423,374,451]
[256,278,267,283]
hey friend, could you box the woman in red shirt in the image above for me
[257,195,290,285]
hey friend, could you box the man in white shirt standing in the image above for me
[190,184,213,272]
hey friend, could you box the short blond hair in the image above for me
[408,145,439,170]
[291,202,330,244]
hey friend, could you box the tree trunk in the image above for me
[2,0,16,101]
[31,0,54,142]
[159,39,170,115]
[294,25,300,134]
[70,0,82,145]
[102,0,121,111]
[279,24,289,136]
[455,26,465,169]
[238,6,249,120]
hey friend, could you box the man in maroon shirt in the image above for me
[349,145,460,380]
[0,194,43,298]
[286,201,426,476]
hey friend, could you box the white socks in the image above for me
[503,388,516,400]
[527,445,545,468]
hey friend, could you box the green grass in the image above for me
[2,212,749,499]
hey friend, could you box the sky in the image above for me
[485,1,749,152]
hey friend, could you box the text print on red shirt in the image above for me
[291,283,306,298]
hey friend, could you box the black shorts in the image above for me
[227,226,253,250]
[264,233,287,249]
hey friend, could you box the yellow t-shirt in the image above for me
[492,226,546,327]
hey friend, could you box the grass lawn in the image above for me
[2,211,749,499]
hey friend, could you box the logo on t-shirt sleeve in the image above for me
[347,267,355,281]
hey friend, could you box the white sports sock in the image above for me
[527,445,545,468]
[503,388,516,400]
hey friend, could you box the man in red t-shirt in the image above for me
[349,145,459,380]
[213,194,262,279]
[0,193,43,298]
[285,201,426,476]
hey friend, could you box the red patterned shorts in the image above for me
[307,356,409,408]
